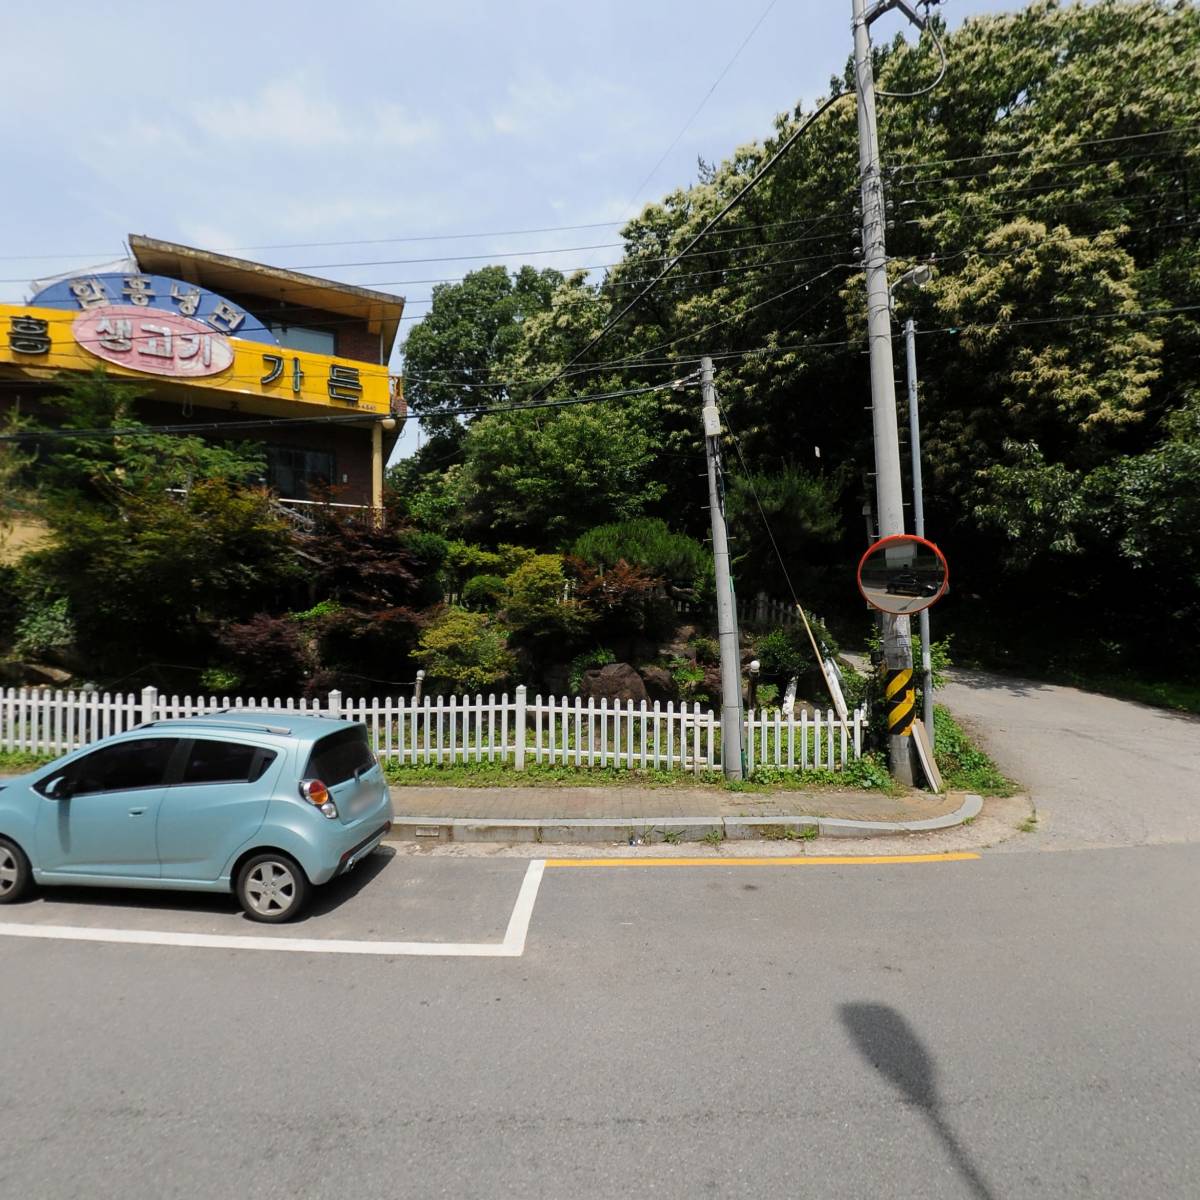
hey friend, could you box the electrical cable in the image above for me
[876,13,948,99]
[716,398,803,610]
[621,0,779,220]
[525,91,854,402]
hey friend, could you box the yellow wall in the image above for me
[0,303,392,415]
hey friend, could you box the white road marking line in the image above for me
[501,859,545,954]
[0,860,548,958]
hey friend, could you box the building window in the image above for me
[265,445,335,501]
[268,322,336,356]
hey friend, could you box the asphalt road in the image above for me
[940,669,1200,850]
[2,843,1198,1199]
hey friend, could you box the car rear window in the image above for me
[181,740,277,785]
[304,726,374,786]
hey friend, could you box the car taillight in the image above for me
[300,779,338,819]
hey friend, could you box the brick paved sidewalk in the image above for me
[388,785,961,823]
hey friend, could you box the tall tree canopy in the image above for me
[397,0,1199,674]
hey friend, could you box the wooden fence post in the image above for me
[327,689,342,719]
[140,685,158,726]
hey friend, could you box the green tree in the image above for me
[402,265,563,446]
[460,399,666,544]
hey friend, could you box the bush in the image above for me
[13,596,75,661]
[568,557,675,639]
[199,666,242,693]
[573,517,709,584]
[416,607,516,694]
[690,635,719,665]
[502,554,593,640]
[217,613,312,694]
[669,656,710,704]
[462,573,507,611]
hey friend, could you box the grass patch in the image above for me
[933,705,1018,797]
[731,754,899,795]
[1018,813,1039,833]
[0,749,54,774]
[385,760,724,789]
[384,755,895,793]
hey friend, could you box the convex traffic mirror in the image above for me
[857,534,948,616]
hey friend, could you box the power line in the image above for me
[621,0,779,220]
[883,123,1200,172]
[526,91,854,402]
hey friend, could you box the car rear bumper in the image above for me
[336,822,391,876]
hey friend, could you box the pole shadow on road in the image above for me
[839,1003,996,1200]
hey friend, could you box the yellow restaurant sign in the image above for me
[0,303,392,415]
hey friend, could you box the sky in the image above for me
[0,0,1019,458]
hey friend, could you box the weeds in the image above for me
[933,706,1018,797]
[702,828,724,848]
[0,749,54,774]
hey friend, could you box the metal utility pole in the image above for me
[701,356,745,780]
[852,0,919,785]
[904,317,935,736]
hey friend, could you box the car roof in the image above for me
[132,711,364,742]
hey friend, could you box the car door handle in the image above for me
[129,807,147,816]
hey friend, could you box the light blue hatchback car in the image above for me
[0,712,394,923]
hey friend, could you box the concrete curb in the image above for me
[386,794,983,845]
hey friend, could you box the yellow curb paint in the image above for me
[544,852,980,868]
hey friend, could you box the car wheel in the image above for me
[0,837,33,904]
[237,853,310,924]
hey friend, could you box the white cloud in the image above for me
[194,76,437,149]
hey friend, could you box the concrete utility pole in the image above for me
[904,316,935,736]
[852,0,918,785]
[700,356,745,780]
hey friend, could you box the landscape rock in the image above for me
[639,665,676,703]
[579,662,648,705]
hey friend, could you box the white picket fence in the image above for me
[0,685,865,775]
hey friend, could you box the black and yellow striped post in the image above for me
[884,667,916,737]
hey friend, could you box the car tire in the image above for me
[0,837,34,904]
[236,853,310,924]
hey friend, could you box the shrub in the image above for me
[442,540,505,590]
[199,666,242,693]
[568,557,675,639]
[502,554,593,639]
[13,596,75,661]
[416,607,516,694]
[669,656,710,704]
[462,573,507,611]
[690,635,719,665]
[573,517,709,584]
[290,599,343,624]
[218,614,312,695]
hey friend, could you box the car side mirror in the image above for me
[44,775,75,800]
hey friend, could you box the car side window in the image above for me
[179,740,276,786]
[57,738,179,797]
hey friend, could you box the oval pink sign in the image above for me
[73,304,234,377]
